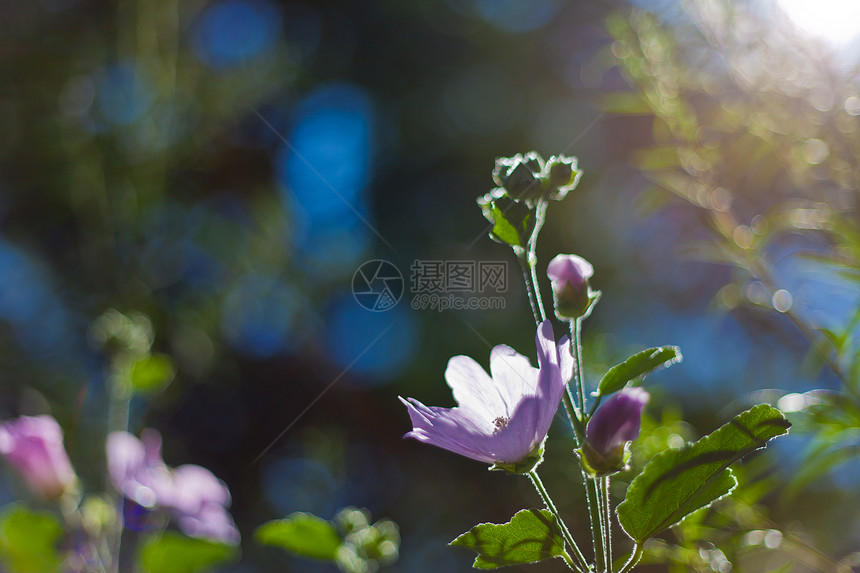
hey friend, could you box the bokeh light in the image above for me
[0,241,73,358]
[778,0,860,45]
[93,62,154,127]
[192,0,283,69]
[221,272,312,359]
[323,295,418,383]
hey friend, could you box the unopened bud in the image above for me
[546,254,598,320]
[579,388,649,476]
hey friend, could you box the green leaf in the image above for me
[449,509,566,569]
[597,346,682,397]
[488,203,523,247]
[477,192,533,250]
[130,353,176,394]
[255,513,342,561]
[137,532,238,573]
[617,404,790,543]
[0,504,64,573]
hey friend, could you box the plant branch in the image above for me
[528,471,590,573]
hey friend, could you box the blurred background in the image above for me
[2,0,860,571]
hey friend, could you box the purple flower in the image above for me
[581,388,649,476]
[546,254,597,320]
[106,429,239,545]
[0,415,77,500]
[400,320,572,469]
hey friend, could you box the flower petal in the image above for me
[444,354,505,422]
[489,344,539,413]
[399,397,497,463]
[533,321,567,443]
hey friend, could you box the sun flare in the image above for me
[778,0,860,44]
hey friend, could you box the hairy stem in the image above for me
[527,200,549,323]
[603,476,613,571]
[569,319,588,416]
[568,316,608,571]
[517,252,542,326]
[528,471,590,573]
[617,543,643,573]
[585,476,606,572]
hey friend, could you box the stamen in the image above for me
[493,416,510,433]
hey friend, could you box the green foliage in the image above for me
[130,352,176,394]
[477,192,533,251]
[617,405,790,543]
[256,508,399,573]
[256,513,342,561]
[137,532,238,573]
[449,509,566,569]
[596,346,682,398]
[0,504,64,573]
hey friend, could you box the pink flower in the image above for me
[0,415,77,500]
[546,254,597,320]
[581,388,649,476]
[400,320,572,468]
[106,429,239,544]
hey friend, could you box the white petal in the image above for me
[445,354,505,422]
[557,336,574,387]
[489,344,539,413]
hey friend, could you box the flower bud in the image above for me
[580,388,649,476]
[544,155,582,201]
[492,152,546,204]
[0,415,77,500]
[546,254,598,320]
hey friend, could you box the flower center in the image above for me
[492,416,510,434]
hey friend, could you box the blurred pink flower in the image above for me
[0,415,76,500]
[107,429,239,544]
[400,320,572,467]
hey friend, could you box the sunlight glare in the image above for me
[778,0,860,44]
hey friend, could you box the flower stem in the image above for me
[569,319,588,416]
[617,543,643,573]
[517,252,542,326]
[602,476,613,571]
[528,470,590,573]
[585,475,605,572]
[567,317,608,572]
[526,199,549,323]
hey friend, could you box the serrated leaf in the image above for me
[0,504,64,573]
[130,353,176,394]
[597,346,682,397]
[137,532,238,573]
[617,404,790,543]
[449,509,565,569]
[478,193,533,250]
[255,513,342,561]
[488,203,523,247]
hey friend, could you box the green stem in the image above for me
[526,200,549,323]
[528,471,590,573]
[617,543,643,573]
[567,317,607,571]
[569,319,588,416]
[585,475,605,572]
[602,476,613,571]
[517,252,542,326]
[561,392,585,441]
